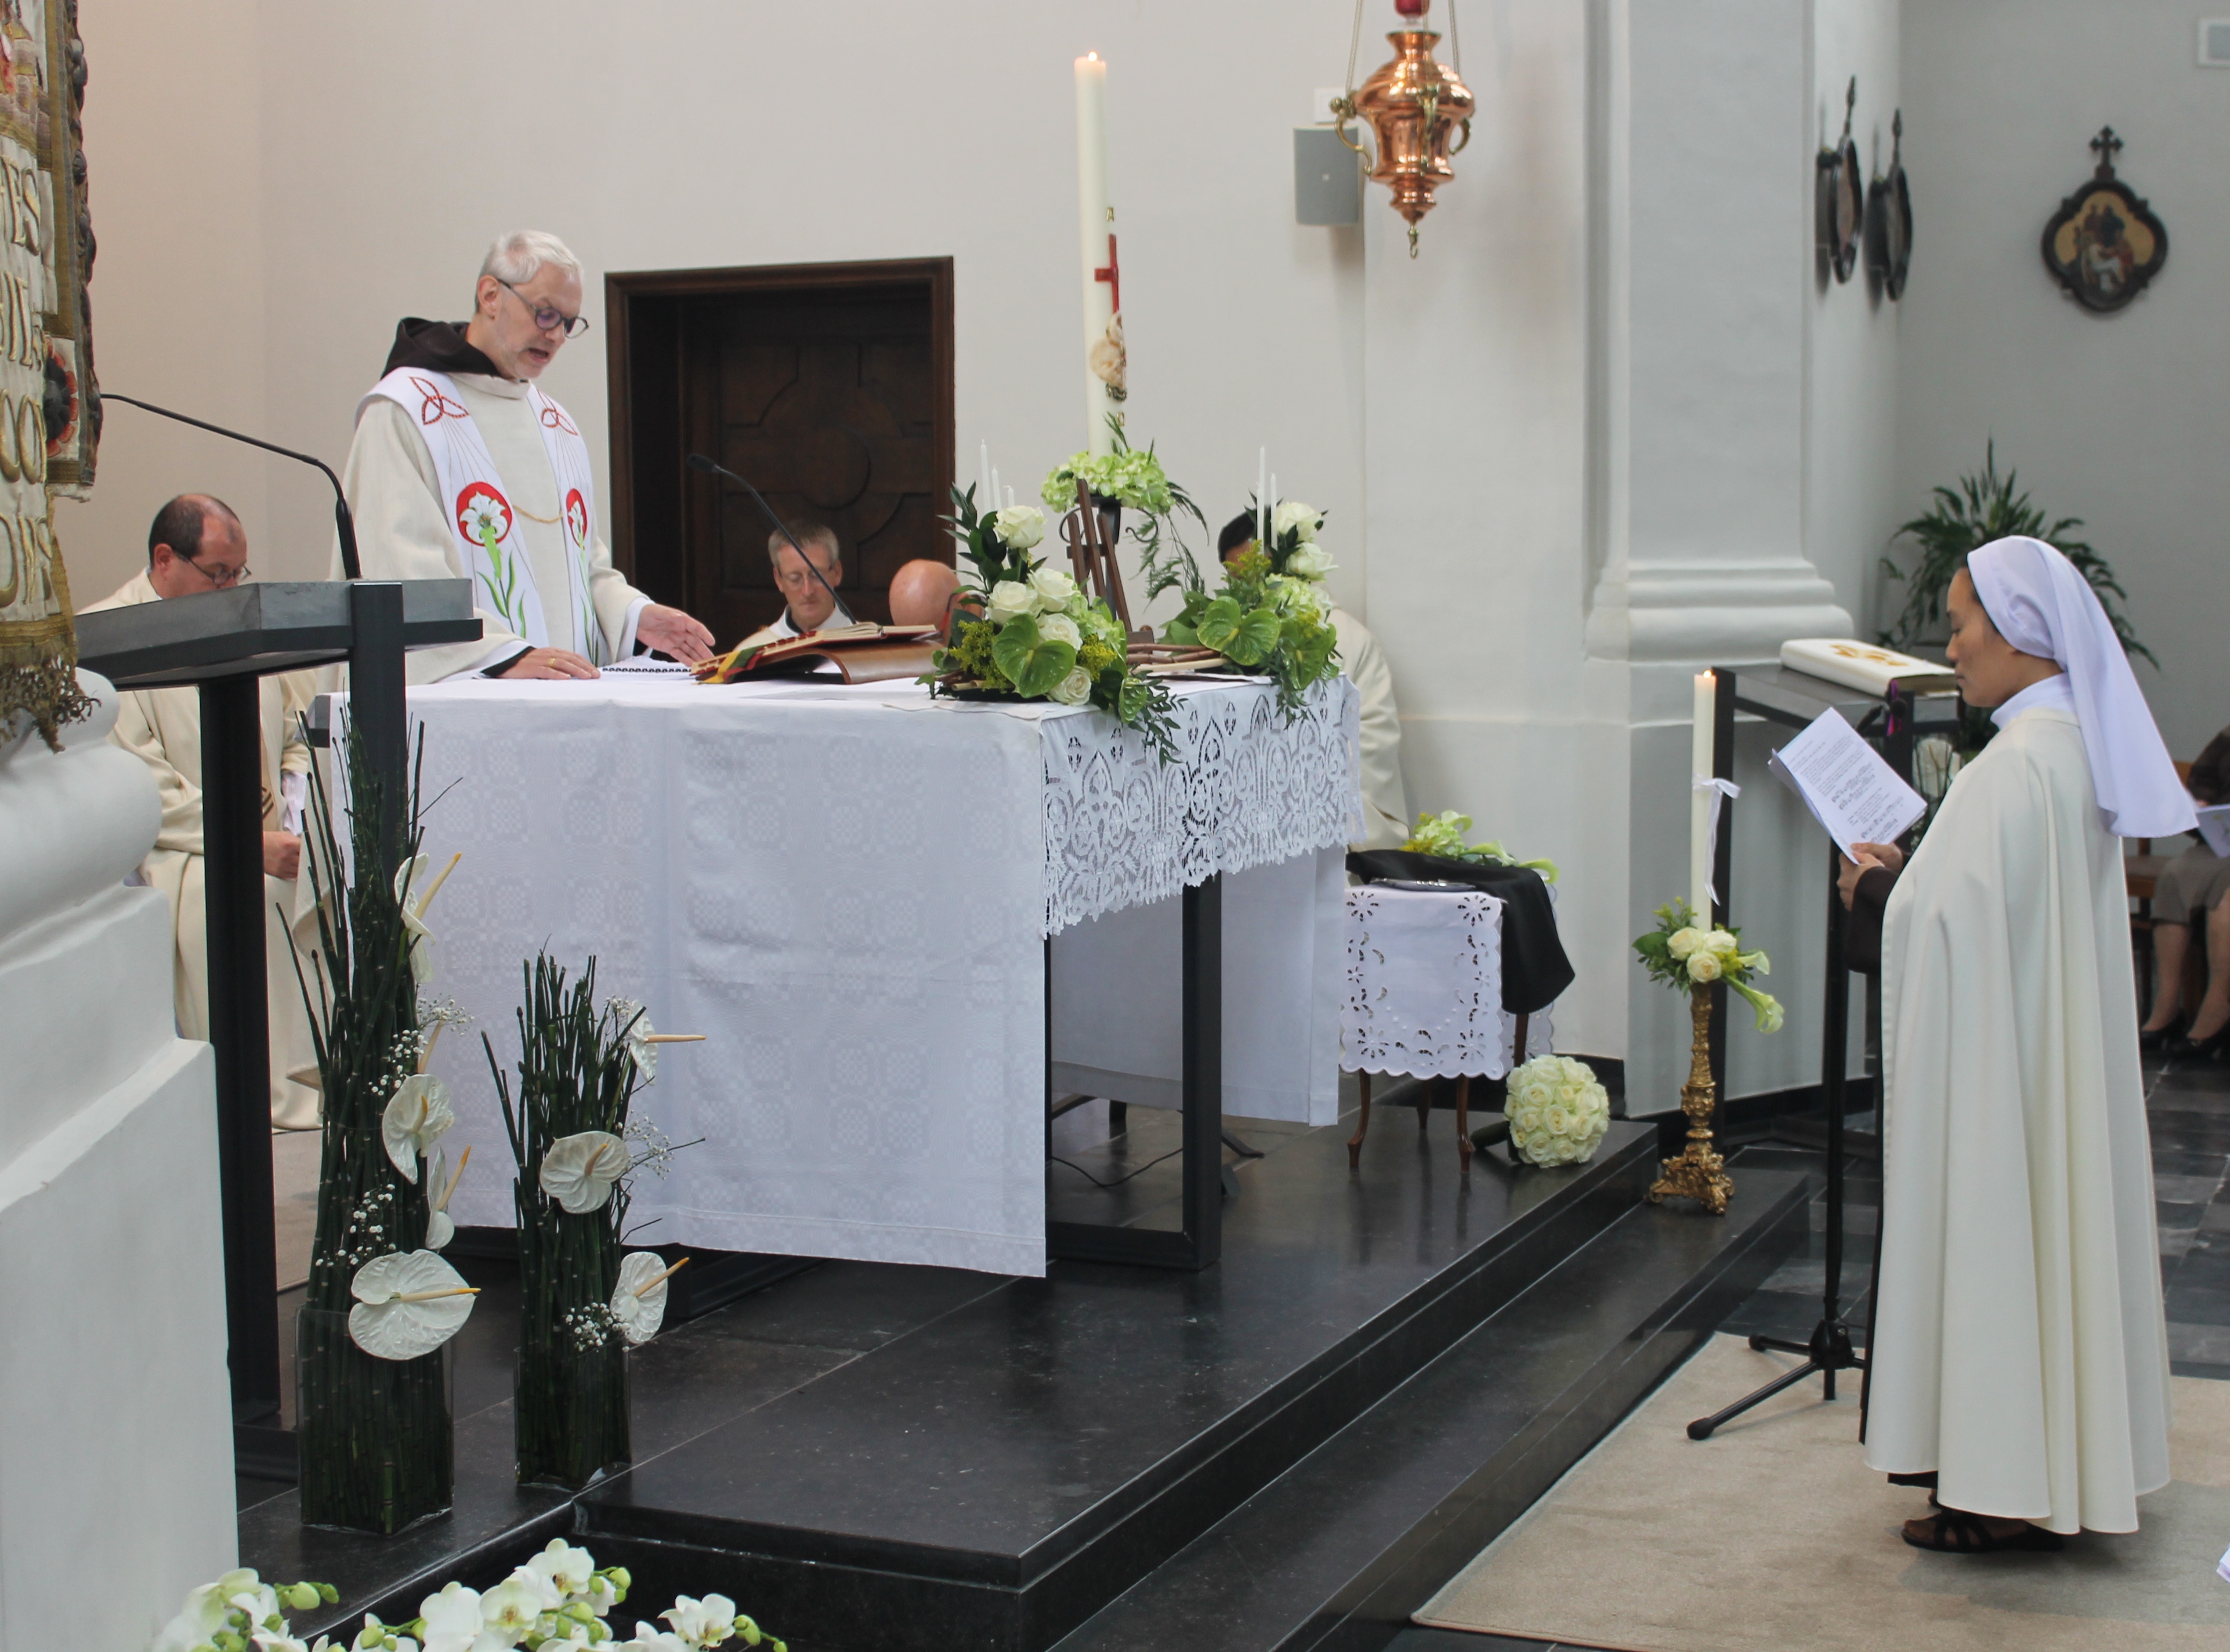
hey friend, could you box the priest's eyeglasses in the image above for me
[179,554,249,588]
[497,280,591,339]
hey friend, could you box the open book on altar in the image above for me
[1768,707,1927,858]
[1780,637,1956,697]
[693,623,941,686]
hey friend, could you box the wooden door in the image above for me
[606,259,954,642]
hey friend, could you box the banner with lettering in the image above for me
[0,0,96,744]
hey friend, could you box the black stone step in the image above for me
[1044,1169,1809,1652]
[573,1124,1670,1652]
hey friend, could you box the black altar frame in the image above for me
[74,579,480,1475]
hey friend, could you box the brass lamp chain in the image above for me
[1333,0,1369,159]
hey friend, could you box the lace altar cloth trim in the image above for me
[1041,676,1361,936]
[1342,884,1555,1079]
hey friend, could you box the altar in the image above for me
[395,671,1360,1277]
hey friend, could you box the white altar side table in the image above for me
[1341,883,1546,1168]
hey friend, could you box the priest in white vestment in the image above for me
[1851,535,2189,1550]
[339,230,714,682]
[1217,513,1409,848]
[82,495,321,1128]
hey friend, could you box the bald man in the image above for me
[888,559,961,634]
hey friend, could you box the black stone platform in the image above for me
[249,1109,1802,1652]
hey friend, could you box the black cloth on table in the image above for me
[1346,850,1574,1014]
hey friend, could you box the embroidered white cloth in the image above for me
[1341,884,1555,1080]
[360,673,1360,1276]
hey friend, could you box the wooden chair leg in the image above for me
[1512,1012,1530,1071]
[1348,1071,1373,1170]
[1455,1073,1474,1160]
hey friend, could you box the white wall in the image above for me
[1898,0,2228,755]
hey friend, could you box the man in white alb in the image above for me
[82,495,321,1127]
[341,230,715,680]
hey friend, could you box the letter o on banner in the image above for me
[0,516,20,607]
[16,393,41,485]
[0,393,21,484]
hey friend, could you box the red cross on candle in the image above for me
[1094,233,1120,314]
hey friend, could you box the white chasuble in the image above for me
[1866,704,2170,1533]
[350,369,644,678]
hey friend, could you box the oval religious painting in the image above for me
[2041,127,2166,315]
[1816,79,1863,285]
[1865,111,1913,301]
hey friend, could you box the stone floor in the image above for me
[1387,1045,2230,1652]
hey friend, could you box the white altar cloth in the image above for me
[390,673,1359,1276]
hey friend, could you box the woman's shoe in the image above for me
[2169,1023,2230,1063]
[2140,1015,2188,1052]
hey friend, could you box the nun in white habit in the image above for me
[1844,536,2191,1552]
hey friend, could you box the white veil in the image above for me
[1967,535,2193,839]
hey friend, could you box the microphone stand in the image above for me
[103,392,362,579]
[686,452,845,621]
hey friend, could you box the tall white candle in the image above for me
[980,441,992,511]
[1075,53,1120,457]
[1257,447,1268,547]
[991,467,1001,517]
[1690,671,1715,922]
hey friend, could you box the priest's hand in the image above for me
[262,831,302,881]
[495,647,601,679]
[638,604,716,664]
[1837,841,1905,909]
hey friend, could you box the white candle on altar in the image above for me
[1690,671,1715,922]
[1005,486,1015,509]
[979,441,992,510]
[991,466,1001,515]
[1075,52,1119,457]
[1257,447,1268,546]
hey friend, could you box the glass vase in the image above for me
[515,1331,630,1489]
[296,1306,454,1534]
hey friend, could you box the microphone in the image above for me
[104,393,363,580]
[686,452,844,616]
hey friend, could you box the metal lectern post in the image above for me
[201,675,281,1423]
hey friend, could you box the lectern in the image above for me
[73,580,479,1471]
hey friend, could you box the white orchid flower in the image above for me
[154,1571,276,1652]
[661,1595,738,1648]
[348,1250,478,1360]
[415,1583,484,1652]
[611,1251,678,1346]
[525,1538,599,1600]
[617,1629,692,1652]
[382,1073,454,1181]
[482,1571,557,1641]
[539,1131,628,1214]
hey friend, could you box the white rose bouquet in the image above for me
[1161,492,1344,719]
[1633,900,1784,1032]
[932,481,1177,756]
[1504,1055,1612,1168]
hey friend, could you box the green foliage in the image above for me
[1882,441,2155,668]
[1402,810,1560,883]
[991,612,1080,698]
[1171,546,1343,718]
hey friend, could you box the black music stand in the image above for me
[74,579,479,1474]
[1685,664,1956,1439]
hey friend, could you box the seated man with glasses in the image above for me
[342,228,715,680]
[81,494,323,1128]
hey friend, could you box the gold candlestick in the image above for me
[1648,984,1733,1215]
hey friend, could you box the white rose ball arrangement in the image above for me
[993,503,1047,551]
[1504,1055,1612,1168]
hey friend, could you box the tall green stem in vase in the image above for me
[490,955,642,1488]
[295,723,454,1533]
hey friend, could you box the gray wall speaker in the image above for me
[1294,126,1362,227]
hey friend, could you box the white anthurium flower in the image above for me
[611,1251,675,1346]
[1036,612,1082,650]
[393,854,437,984]
[616,1002,659,1084]
[986,580,1037,626]
[993,503,1047,550]
[1283,542,1335,581]
[1273,499,1323,542]
[349,1249,478,1360]
[661,1595,738,1648]
[538,1131,628,1214]
[382,1073,454,1182]
[525,1538,599,1601]
[1027,564,1076,610]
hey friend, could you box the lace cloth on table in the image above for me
[1041,676,1361,936]
[1342,884,1556,1079]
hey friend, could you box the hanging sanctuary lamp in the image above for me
[1332,0,1475,258]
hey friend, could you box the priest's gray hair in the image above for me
[478,230,582,291]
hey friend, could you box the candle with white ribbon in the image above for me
[1690,671,1715,921]
[1075,52,1120,456]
